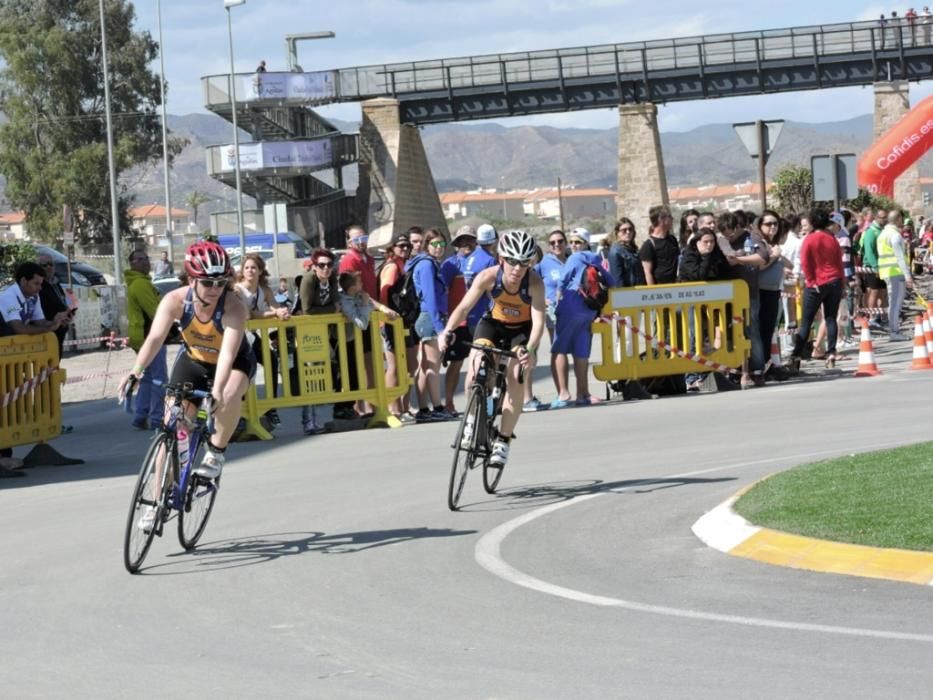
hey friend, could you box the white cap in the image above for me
[569,227,591,244]
[476,224,498,245]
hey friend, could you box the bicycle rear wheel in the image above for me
[448,386,484,511]
[123,433,173,574]
[178,433,220,550]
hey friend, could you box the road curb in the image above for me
[692,488,933,587]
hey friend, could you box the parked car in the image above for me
[153,276,183,297]
[34,245,108,286]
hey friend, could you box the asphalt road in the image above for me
[3,344,933,698]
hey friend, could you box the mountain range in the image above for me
[28,112,933,222]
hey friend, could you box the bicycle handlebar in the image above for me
[464,342,525,384]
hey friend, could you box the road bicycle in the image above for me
[122,380,220,574]
[448,342,523,511]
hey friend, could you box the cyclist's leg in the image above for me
[210,367,252,450]
[499,356,524,438]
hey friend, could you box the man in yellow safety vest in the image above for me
[877,209,913,342]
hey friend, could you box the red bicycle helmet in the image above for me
[184,241,232,279]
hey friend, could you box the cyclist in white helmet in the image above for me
[439,230,546,467]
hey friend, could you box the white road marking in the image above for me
[474,442,933,643]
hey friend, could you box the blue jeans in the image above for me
[135,345,167,424]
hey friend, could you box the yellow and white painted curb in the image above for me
[692,489,933,587]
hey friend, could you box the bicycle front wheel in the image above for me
[178,434,220,550]
[123,433,173,574]
[448,386,484,511]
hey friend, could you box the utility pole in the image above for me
[99,0,122,284]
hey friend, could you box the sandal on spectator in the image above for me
[549,397,572,409]
[574,395,601,407]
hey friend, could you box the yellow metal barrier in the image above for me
[240,312,410,440]
[592,280,751,381]
[0,332,66,448]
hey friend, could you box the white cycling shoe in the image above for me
[195,448,225,479]
[489,439,510,467]
[137,506,157,532]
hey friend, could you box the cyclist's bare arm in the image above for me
[526,272,547,356]
[439,266,497,353]
[124,288,186,381]
[213,294,249,402]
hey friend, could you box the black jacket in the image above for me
[677,246,735,283]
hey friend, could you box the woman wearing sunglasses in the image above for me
[118,241,255,480]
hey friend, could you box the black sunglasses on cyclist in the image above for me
[198,278,227,288]
[503,257,531,268]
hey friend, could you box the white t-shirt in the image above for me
[0,284,45,325]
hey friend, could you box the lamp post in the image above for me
[224,0,247,259]
[285,31,335,72]
[99,0,123,284]
[156,0,174,263]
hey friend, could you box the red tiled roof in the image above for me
[668,183,773,201]
[439,191,529,204]
[0,211,26,225]
[128,204,190,219]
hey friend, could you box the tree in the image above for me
[0,0,184,245]
[772,165,812,216]
[185,191,211,228]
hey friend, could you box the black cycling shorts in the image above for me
[473,317,531,352]
[170,348,256,393]
[443,326,472,363]
[862,271,887,291]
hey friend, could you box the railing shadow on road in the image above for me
[137,526,477,575]
[456,475,737,514]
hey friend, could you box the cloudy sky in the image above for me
[133,0,933,132]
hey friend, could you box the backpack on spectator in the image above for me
[387,263,422,326]
[579,263,609,311]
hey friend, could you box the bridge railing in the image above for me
[329,19,921,99]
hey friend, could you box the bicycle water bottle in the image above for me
[177,428,189,467]
[488,386,500,415]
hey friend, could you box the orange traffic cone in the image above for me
[911,316,933,370]
[769,333,783,368]
[923,312,933,359]
[854,320,882,377]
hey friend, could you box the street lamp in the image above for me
[99,0,123,284]
[156,0,174,263]
[224,0,247,259]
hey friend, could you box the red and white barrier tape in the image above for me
[63,334,128,349]
[63,369,124,386]
[605,313,741,374]
[1,366,57,407]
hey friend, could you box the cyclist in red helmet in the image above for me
[118,241,255,480]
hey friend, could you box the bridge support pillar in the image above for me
[874,81,921,211]
[357,98,448,247]
[616,103,669,235]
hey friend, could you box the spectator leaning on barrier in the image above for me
[788,208,845,375]
[125,250,168,431]
[407,228,449,423]
[297,248,338,434]
[878,209,914,341]
[0,262,70,338]
[550,227,615,408]
[639,205,679,285]
[608,217,646,287]
[717,211,769,387]
[36,252,71,358]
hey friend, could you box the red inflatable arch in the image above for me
[858,95,933,197]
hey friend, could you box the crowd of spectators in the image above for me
[118,201,930,439]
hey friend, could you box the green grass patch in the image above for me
[734,443,933,552]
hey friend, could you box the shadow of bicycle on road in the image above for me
[456,475,737,513]
[139,526,477,575]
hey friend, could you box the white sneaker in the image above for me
[195,448,225,479]
[137,506,157,532]
[459,415,475,450]
[489,439,510,467]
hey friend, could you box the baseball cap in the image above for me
[452,225,477,243]
[569,227,591,244]
[476,224,497,245]
[829,212,845,228]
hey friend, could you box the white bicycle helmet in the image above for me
[498,230,536,262]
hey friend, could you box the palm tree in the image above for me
[185,191,211,228]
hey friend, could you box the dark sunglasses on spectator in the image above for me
[549,239,565,246]
[395,243,411,250]
[198,278,227,288]
[570,239,587,245]
[761,220,778,226]
[618,227,633,233]
[503,257,531,268]
[315,261,333,269]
